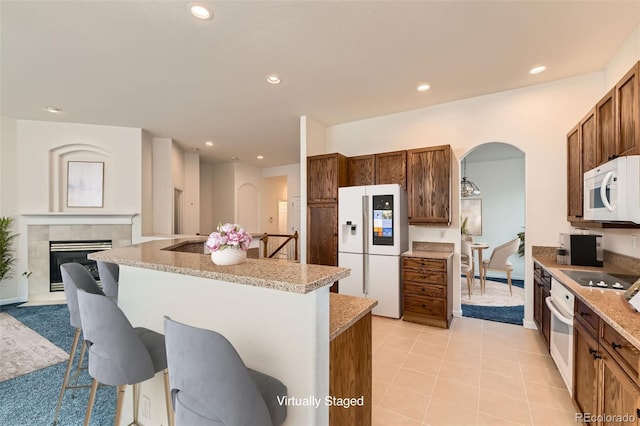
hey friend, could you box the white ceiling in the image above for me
[2,1,639,168]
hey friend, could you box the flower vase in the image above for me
[210,247,247,266]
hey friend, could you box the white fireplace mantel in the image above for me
[20,212,138,226]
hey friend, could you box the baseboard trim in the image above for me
[0,296,28,306]
[523,320,538,330]
[452,309,463,317]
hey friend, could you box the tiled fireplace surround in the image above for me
[26,220,132,300]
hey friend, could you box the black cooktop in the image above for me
[561,269,640,290]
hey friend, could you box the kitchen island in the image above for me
[90,237,351,426]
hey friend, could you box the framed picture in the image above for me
[67,161,104,207]
[461,198,482,236]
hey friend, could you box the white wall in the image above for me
[211,162,235,227]
[325,72,604,326]
[466,156,526,279]
[199,162,215,234]
[234,162,262,233]
[141,130,153,236]
[0,117,20,301]
[152,138,173,235]
[263,163,301,235]
[261,176,287,234]
[183,152,200,234]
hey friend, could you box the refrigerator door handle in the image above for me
[362,194,369,294]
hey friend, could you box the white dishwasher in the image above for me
[545,277,575,395]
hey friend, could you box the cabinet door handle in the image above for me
[588,347,597,355]
[579,311,590,317]
[589,348,602,360]
[421,304,426,308]
[612,342,622,350]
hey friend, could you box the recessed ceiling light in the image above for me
[231,156,238,161]
[46,106,63,113]
[417,84,431,92]
[266,75,281,85]
[205,141,214,147]
[257,155,264,160]
[188,3,213,20]
[529,66,546,74]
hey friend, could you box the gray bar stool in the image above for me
[53,263,105,426]
[76,289,174,426]
[96,260,119,299]
[164,316,288,426]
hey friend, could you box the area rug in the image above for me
[0,312,69,382]
[0,303,115,425]
[461,278,525,306]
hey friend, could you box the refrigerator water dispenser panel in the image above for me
[372,195,394,246]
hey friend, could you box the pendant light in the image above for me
[460,158,480,197]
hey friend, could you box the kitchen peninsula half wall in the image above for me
[90,237,350,426]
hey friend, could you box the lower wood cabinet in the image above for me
[533,261,551,351]
[401,255,452,328]
[573,298,640,425]
[329,313,371,425]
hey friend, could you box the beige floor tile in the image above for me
[444,347,482,368]
[452,317,484,330]
[392,368,437,395]
[398,320,429,331]
[477,412,526,426]
[482,344,520,363]
[517,350,555,368]
[482,332,518,349]
[438,361,481,387]
[520,363,567,389]
[373,407,424,426]
[377,384,430,422]
[431,378,479,408]
[423,398,479,426]
[384,335,419,352]
[373,315,401,325]
[416,332,450,347]
[375,345,410,366]
[528,402,578,425]
[394,326,423,340]
[447,335,483,353]
[524,382,575,412]
[372,379,389,407]
[480,356,522,379]
[479,371,526,400]
[402,353,443,376]
[513,334,549,355]
[373,322,397,336]
[411,341,447,359]
[482,320,523,337]
[373,360,401,383]
[478,389,532,425]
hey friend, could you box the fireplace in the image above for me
[49,240,112,292]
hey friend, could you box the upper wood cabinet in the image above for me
[407,145,451,225]
[347,155,375,187]
[375,150,407,189]
[567,124,583,221]
[581,108,598,173]
[597,88,616,164]
[616,61,640,157]
[307,153,348,203]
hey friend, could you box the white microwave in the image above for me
[583,155,640,223]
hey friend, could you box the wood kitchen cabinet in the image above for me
[307,153,348,203]
[347,155,375,186]
[567,124,583,221]
[407,145,451,225]
[402,255,452,328]
[597,88,617,164]
[616,61,640,158]
[307,203,338,268]
[375,150,407,189]
[572,293,640,425]
[533,261,551,350]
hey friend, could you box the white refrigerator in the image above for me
[338,184,408,318]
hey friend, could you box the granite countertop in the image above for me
[89,238,350,294]
[401,250,454,260]
[533,256,640,350]
[329,293,377,341]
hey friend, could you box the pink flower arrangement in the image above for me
[205,223,253,252]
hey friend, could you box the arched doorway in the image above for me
[460,142,526,325]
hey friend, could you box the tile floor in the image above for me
[371,315,577,426]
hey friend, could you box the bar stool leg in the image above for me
[53,327,81,426]
[164,370,175,426]
[83,379,99,426]
[115,384,126,426]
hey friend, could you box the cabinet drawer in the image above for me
[575,299,599,336]
[601,322,640,380]
[403,258,446,272]
[404,295,446,319]
[404,282,446,298]
[403,269,446,285]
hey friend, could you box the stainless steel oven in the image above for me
[545,277,575,395]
